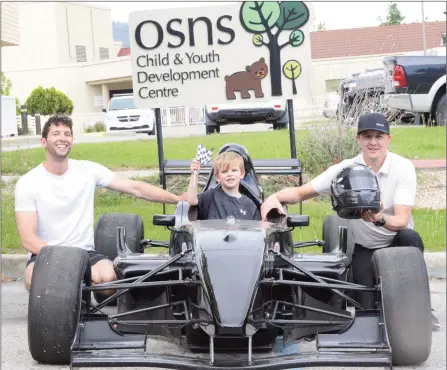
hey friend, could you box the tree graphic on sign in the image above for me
[283,60,301,95]
[240,1,309,96]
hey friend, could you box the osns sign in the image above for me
[129,1,314,109]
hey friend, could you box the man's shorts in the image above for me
[26,250,111,268]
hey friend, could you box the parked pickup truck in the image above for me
[382,55,446,125]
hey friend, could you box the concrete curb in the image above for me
[2,252,445,280]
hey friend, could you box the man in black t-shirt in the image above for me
[186,151,260,221]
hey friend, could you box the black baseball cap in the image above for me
[357,113,390,135]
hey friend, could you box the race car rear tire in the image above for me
[322,214,348,253]
[372,246,432,366]
[94,213,144,305]
[322,214,354,262]
[28,246,91,364]
[94,212,145,259]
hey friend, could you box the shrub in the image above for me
[85,121,105,133]
[1,72,12,95]
[297,123,360,177]
[25,86,74,115]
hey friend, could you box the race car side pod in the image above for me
[87,248,193,313]
[270,250,367,310]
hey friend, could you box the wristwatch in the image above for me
[373,214,387,227]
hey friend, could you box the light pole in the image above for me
[421,1,427,55]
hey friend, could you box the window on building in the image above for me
[99,47,109,60]
[325,79,344,92]
[76,45,87,62]
[442,33,446,46]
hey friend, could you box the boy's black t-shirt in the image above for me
[197,187,260,221]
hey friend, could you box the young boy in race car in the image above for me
[186,151,261,221]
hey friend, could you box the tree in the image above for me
[1,72,12,96]
[25,86,74,115]
[282,60,301,94]
[240,1,310,96]
[379,2,405,26]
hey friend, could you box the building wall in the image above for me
[2,2,115,71]
[5,64,102,114]
[2,2,57,69]
[1,2,20,46]
[54,2,116,65]
[2,2,121,114]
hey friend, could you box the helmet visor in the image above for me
[337,165,379,191]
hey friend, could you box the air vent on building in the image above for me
[76,45,87,62]
[99,47,110,60]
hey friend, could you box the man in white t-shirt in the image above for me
[15,115,187,293]
[260,113,438,327]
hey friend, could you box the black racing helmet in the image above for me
[330,164,381,219]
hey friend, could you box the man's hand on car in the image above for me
[261,194,286,221]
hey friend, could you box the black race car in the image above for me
[27,144,432,369]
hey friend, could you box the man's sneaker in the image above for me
[432,311,440,331]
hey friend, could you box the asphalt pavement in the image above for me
[2,279,445,370]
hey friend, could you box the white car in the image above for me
[103,94,155,135]
[204,100,289,134]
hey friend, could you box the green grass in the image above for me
[388,126,446,159]
[2,126,445,175]
[2,189,445,254]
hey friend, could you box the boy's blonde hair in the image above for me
[214,152,244,175]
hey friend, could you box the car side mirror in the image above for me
[287,214,309,227]
[102,108,107,112]
[153,214,175,227]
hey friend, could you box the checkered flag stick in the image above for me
[193,144,213,186]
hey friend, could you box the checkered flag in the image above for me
[193,144,213,186]
[196,144,213,165]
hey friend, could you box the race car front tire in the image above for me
[372,246,432,366]
[28,246,91,364]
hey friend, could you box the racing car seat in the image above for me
[201,143,264,208]
[177,143,286,225]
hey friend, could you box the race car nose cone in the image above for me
[195,230,265,333]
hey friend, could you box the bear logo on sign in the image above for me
[224,57,268,100]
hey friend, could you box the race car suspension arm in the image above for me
[88,249,193,313]
[109,300,187,319]
[272,251,366,310]
[141,239,169,249]
[250,300,353,321]
[280,268,367,287]
[293,240,325,249]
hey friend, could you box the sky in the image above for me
[85,1,447,30]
